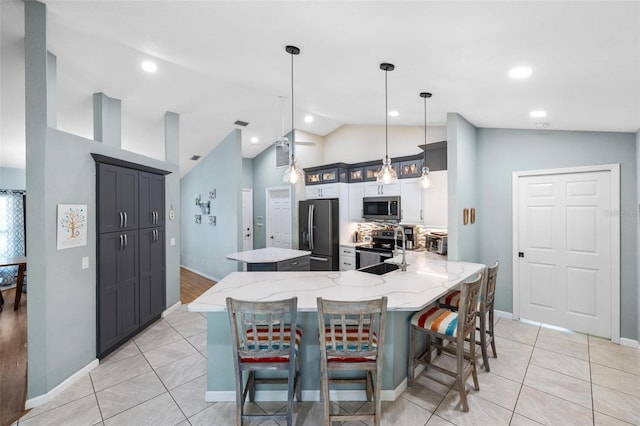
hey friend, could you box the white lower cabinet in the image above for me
[339,245,356,271]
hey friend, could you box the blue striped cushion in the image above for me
[322,327,378,361]
[240,326,302,362]
[411,306,459,337]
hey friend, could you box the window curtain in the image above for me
[0,190,26,285]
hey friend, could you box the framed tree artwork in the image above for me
[57,204,88,250]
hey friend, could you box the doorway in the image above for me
[242,188,253,252]
[265,187,291,249]
[512,164,620,342]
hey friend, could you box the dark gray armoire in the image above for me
[93,154,169,359]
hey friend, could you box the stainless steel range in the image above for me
[355,230,400,269]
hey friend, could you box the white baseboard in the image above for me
[205,381,407,403]
[162,301,182,318]
[180,265,220,283]
[620,337,640,349]
[25,359,99,409]
[494,310,513,319]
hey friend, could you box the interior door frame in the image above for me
[512,164,620,343]
[265,186,292,248]
[242,188,253,251]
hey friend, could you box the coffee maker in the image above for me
[402,226,417,250]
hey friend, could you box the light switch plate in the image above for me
[82,256,89,269]
[170,237,176,246]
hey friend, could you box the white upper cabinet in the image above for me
[399,178,423,224]
[305,183,339,200]
[364,181,400,197]
[422,170,448,228]
[348,182,365,221]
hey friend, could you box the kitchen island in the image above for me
[189,252,484,402]
[226,247,311,271]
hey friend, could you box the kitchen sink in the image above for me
[358,262,400,275]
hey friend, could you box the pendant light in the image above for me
[417,92,433,189]
[282,45,304,184]
[377,63,398,185]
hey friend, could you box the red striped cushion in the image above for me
[322,327,378,362]
[411,306,459,337]
[439,290,481,311]
[240,326,302,363]
[439,290,462,307]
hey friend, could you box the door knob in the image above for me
[270,236,274,239]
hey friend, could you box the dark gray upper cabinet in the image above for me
[139,227,166,326]
[97,230,139,356]
[139,172,165,229]
[98,163,139,233]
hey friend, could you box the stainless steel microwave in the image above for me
[362,196,401,221]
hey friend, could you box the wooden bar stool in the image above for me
[226,297,302,426]
[440,261,499,371]
[317,296,388,426]
[408,273,483,412]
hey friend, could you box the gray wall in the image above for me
[25,0,181,399]
[0,167,26,190]
[476,128,637,339]
[242,158,253,188]
[180,130,243,281]
[250,144,295,249]
[447,113,479,262]
[637,129,640,341]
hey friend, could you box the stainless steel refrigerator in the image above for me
[299,199,339,271]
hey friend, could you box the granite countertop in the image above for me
[190,251,484,313]
[226,247,312,264]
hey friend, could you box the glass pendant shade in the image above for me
[377,63,397,185]
[417,166,432,188]
[283,157,304,184]
[377,156,397,184]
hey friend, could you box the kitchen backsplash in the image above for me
[354,222,434,249]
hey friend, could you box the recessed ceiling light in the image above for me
[530,110,547,118]
[389,110,399,117]
[141,60,157,73]
[304,115,314,123]
[250,137,259,143]
[509,66,532,79]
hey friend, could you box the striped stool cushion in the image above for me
[439,290,481,311]
[240,326,302,363]
[322,327,378,362]
[411,306,459,337]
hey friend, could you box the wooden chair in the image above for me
[316,296,388,426]
[408,273,483,412]
[226,297,302,426]
[439,261,499,371]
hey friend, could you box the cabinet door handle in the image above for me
[119,234,123,250]
[344,262,352,266]
[291,262,299,266]
[119,212,123,228]
[124,212,128,228]
[420,209,423,220]
[124,234,128,247]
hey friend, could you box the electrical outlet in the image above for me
[170,237,176,246]
[82,257,89,269]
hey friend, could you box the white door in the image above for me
[242,188,253,252]
[516,170,613,338]
[266,188,291,249]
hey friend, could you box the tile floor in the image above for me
[14,305,640,426]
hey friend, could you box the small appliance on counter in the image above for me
[425,231,448,255]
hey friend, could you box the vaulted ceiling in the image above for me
[2,1,639,176]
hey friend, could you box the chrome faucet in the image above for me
[393,225,407,271]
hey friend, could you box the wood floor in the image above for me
[0,287,28,426]
[0,268,215,426]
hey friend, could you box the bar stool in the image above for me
[408,273,483,412]
[440,261,499,371]
[317,296,388,426]
[226,297,302,426]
